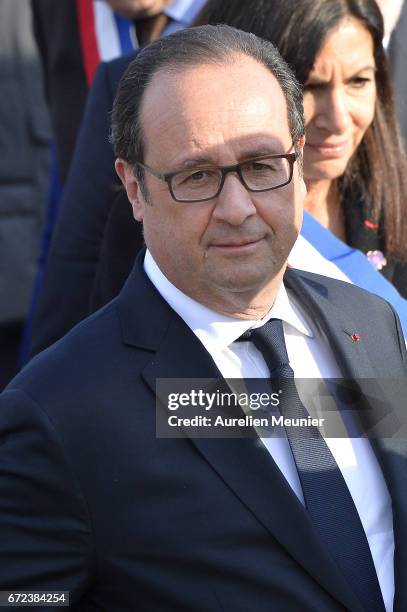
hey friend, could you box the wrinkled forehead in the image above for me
[139,55,292,164]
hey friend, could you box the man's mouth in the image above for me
[209,238,264,251]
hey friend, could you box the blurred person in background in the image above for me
[31,0,199,183]
[29,0,194,288]
[0,0,51,389]
[26,0,207,358]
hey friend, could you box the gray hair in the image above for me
[111,24,304,190]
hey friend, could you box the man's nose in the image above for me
[314,88,352,134]
[211,173,257,225]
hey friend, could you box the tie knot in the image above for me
[238,318,291,377]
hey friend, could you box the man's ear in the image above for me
[115,158,146,222]
[296,135,305,155]
[293,136,307,199]
[294,136,306,182]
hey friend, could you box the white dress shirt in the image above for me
[144,249,394,610]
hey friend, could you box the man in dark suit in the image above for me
[1,25,406,611]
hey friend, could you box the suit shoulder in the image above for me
[288,268,392,307]
[6,300,128,401]
[287,268,406,353]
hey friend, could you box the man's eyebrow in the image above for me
[174,148,287,170]
[181,156,217,168]
[238,148,286,159]
[164,156,217,172]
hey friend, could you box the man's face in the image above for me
[117,55,305,315]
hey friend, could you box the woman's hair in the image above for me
[196,0,407,259]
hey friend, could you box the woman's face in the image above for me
[303,17,377,183]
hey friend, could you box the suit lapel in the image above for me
[284,269,376,379]
[284,269,404,438]
[285,269,407,611]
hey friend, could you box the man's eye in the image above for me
[245,161,276,173]
[184,169,218,184]
[174,169,216,188]
[189,170,207,181]
[250,162,268,171]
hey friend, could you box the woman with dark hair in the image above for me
[198,0,407,300]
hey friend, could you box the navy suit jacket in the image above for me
[2,258,407,611]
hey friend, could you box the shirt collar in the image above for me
[164,0,207,25]
[144,250,313,355]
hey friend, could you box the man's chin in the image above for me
[208,265,283,296]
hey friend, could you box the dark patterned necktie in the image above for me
[239,318,386,612]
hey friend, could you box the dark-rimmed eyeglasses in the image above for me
[135,151,298,203]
